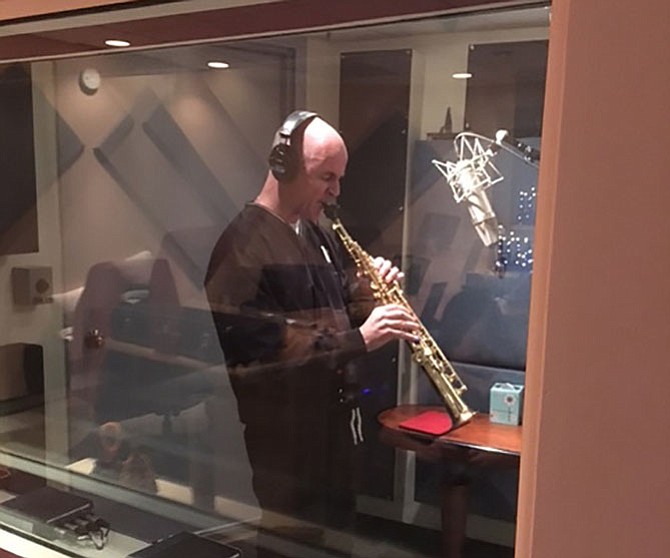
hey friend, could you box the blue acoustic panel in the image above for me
[142,104,238,225]
[0,64,39,254]
[141,80,266,228]
[33,87,85,180]
[158,226,224,290]
[414,211,460,256]
[410,139,455,203]
[94,113,206,283]
[94,102,220,224]
[57,114,85,178]
[93,114,135,184]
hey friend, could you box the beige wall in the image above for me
[517,1,670,557]
[321,26,549,139]
[50,49,282,294]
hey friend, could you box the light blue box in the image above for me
[490,383,524,425]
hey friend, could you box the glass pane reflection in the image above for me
[0,6,548,557]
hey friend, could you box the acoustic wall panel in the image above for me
[0,64,38,255]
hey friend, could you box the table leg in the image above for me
[441,480,469,558]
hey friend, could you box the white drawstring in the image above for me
[355,406,364,444]
[349,406,364,445]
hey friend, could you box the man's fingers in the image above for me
[362,304,421,351]
[372,257,403,283]
[381,304,418,322]
[377,307,420,341]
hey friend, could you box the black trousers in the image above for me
[242,407,358,557]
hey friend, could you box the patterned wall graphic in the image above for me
[48,42,295,520]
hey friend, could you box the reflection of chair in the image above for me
[70,256,218,428]
[68,247,253,508]
[157,226,222,293]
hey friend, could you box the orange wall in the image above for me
[517,0,670,556]
[0,0,139,21]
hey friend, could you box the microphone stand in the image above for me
[494,129,541,167]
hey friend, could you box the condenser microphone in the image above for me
[452,159,499,246]
[432,132,506,246]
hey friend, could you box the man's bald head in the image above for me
[260,113,347,223]
[300,117,347,172]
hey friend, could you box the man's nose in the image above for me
[330,180,341,197]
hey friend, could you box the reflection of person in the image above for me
[92,422,158,494]
[205,111,417,555]
[437,276,530,370]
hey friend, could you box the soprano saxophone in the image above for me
[323,204,475,427]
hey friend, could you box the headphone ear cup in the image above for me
[269,110,317,182]
[269,142,297,182]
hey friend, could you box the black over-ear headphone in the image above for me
[268,110,318,182]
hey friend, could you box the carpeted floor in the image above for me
[0,408,514,558]
[0,395,43,418]
[353,513,514,558]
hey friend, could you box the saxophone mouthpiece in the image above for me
[322,203,340,221]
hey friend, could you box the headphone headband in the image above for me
[277,110,318,140]
[269,110,318,182]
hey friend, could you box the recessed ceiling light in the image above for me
[105,39,131,47]
[207,61,230,69]
[452,72,473,79]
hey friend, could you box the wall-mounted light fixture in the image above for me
[451,72,473,79]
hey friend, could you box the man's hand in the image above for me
[359,304,419,352]
[372,256,403,285]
